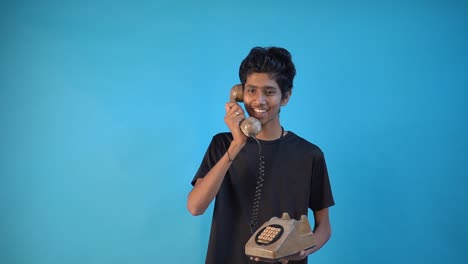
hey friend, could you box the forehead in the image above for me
[245,73,279,89]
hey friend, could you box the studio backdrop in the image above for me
[1,1,467,264]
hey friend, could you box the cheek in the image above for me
[242,97,255,107]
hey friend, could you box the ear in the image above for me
[281,91,292,106]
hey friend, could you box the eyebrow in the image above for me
[245,84,278,90]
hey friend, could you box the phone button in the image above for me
[255,224,284,245]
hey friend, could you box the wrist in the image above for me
[229,140,246,152]
[227,140,245,161]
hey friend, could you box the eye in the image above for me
[247,88,256,94]
[266,89,276,96]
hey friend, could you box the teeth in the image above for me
[254,109,267,113]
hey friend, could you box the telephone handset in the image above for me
[230,84,261,137]
[245,213,316,261]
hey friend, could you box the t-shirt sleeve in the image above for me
[190,135,226,186]
[309,150,335,211]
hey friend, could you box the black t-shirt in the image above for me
[192,131,335,264]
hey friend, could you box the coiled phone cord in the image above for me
[248,127,284,234]
[249,136,265,234]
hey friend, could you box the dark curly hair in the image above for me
[239,47,296,98]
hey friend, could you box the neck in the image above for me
[255,124,284,141]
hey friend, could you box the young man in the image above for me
[187,47,335,264]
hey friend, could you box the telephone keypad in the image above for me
[255,225,284,245]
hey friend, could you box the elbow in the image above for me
[188,206,204,216]
[187,200,205,216]
[187,184,208,216]
[326,224,332,241]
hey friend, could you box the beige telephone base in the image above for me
[245,213,315,261]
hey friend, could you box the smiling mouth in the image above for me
[250,108,269,119]
[253,109,267,114]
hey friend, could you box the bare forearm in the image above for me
[306,208,332,255]
[187,142,244,215]
[308,223,331,254]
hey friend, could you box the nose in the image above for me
[252,92,266,105]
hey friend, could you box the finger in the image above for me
[252,257,276,263]
[225,102,235,112]
[225,102,241,114]
[229,108,244,119]
[233,107,245,116]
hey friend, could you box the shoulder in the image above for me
[211,132,233,142]
[208,132,233,148]
[286,132,324,157]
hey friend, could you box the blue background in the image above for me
[1,0,467,263]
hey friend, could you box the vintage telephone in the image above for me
[230,84,261,137]
[245,213,316,261]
